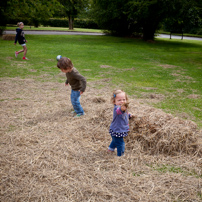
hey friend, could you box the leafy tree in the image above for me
[91,0,129,36]
[5,0,60,27]
[127,0,171,40]
[91,0,202,40]
[0,0,8,35]
[163,0,202,35]
[91,0,172,39]
[57,0,89,30]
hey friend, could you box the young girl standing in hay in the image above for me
[108,90,133,156]
[14,22,28,60]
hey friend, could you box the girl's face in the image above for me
[19,23,24,29]
[114,92,126,106]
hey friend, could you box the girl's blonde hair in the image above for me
[17,22,24,27]
[111,89,129,104]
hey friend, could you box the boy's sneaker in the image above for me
[74,114,84,118]
[15,51,18,58]
[22,57,28,60]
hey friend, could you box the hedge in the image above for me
[42,18,99,29]
[6,18,99,29]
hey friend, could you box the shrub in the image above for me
[42,18,99,29]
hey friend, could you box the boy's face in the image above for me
[115,92,126,106]
[60,68,72,73]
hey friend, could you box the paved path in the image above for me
[156,34,202,41]
[5,30,105,36]
[5,30,202,40]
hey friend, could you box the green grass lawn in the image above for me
[0,34,202,127]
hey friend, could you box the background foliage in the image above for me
[42,18,98,29]
[91,0,202,40]
[1,0,202,39]
[5,0,61,27]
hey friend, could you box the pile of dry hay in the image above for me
[127,107,201,156]
[0,78,201,201]
[2,34,16,41]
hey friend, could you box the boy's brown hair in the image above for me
[57,57,73,70]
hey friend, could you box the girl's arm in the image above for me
[14,34,18,44]
[120,103,134,118]
[14,29,21,44]
[115,105,125,115]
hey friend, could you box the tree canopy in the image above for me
[56,0,89,29]
[91,0,202,40]
[2,0,90,29]
[3,0,61,27]
[1,0,201,39]
[0,0,9,34]
[163,0,202,35]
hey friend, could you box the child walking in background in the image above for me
[108,90,133,156]
[57,57,86,117]
[14,22,28,60]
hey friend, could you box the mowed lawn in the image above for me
[0,34,202,127]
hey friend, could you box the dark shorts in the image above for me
[109,128,128,138]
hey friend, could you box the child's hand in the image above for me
[129,114,134,118]
[121,102,129,111]
[65,83,69,86]
[79,90,83,95]
[121,105,127,112]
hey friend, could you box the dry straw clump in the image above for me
[2,34,16,41]
[0,78,201,201]
[127,107,201,156]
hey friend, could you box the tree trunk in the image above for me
[0,27,5,36]
[142,20,159,41]
[68,16,74,30]
[143,24,155,41]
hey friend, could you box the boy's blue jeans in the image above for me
[71,90,84,115]
[108,135,125,156]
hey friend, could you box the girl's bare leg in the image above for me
[17,46,27,57]
[17,49,24,54]
[23,46,27,57]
